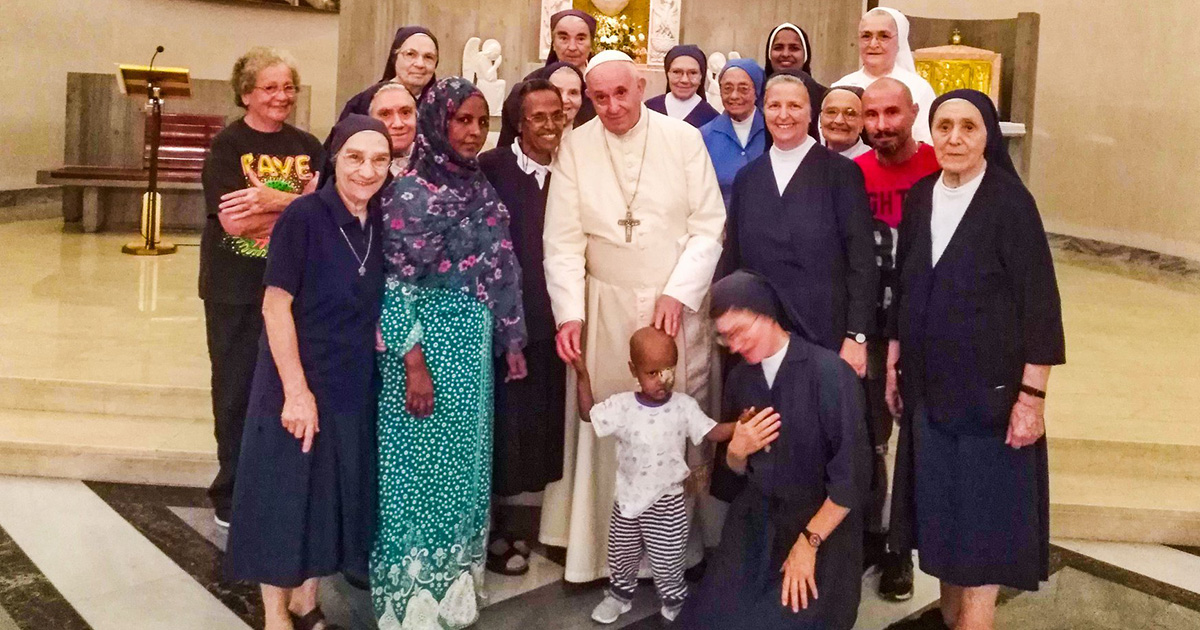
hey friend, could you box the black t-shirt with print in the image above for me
[199,118,324,304]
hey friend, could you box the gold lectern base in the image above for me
[122,242,178,256]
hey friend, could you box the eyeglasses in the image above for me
[399,49,438,65]
[340,152,391,172]
[720,84,755,97]
[715,315,763,348]
[668,69,702,80]
[525,111,569,126]
[254,84,299,98]
[822,107,861,121]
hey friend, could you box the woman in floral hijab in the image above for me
[371,77,527,630]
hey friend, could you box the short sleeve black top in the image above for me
[199,118,324,304]
[247,184,384,418]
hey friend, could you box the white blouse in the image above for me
[768,136,816,196]
[931,165,987,265]
[664,93,702,120]
[731,114,755,148]
[760,339,790,389]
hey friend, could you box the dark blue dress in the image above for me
[226,184,383,588]
[888,167,1065,591]
[724,146,878,352]
[677,336,870,630]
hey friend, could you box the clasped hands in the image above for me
[218,169,318,238]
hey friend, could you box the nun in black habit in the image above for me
[478,79,568,574]
[723,74,877,355]
[764,23,825,140]
[887,89,1065,626]
[332,27,439,123]
[676,271,870,630]
[646,44,720,128]
[545,9,597,126]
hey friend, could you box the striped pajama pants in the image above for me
[606,492,689,606]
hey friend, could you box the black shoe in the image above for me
[863,531,888,572]
[878,551,914,601]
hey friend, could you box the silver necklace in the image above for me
[338,222,372,277]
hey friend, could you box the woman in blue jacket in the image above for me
[700,58,766,209]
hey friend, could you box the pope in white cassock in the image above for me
[539,51,727,582]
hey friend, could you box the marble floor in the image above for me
[0,218,1199,627]
[0,475,1198,630]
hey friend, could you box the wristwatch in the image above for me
[802,528,823,549]
[846,331,866,344]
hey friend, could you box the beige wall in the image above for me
[885,0,1200,261]
[0,0,338,191]
[336,0,863,113]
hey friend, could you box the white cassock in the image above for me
[540,105,726,582]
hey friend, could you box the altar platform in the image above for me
[0,218,1197,544]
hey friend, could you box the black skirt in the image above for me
[491,338,566,496]
[675,483,862,630]
[907,404,1050,590]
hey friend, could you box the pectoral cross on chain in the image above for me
[618,211,641,243]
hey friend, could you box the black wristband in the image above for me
[1019,384,1046,399]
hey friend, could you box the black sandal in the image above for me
[486,538,530,576]
[511,538,533,559]
[291,607,344,630]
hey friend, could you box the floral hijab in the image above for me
[381,77,527,354]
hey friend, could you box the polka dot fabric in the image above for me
[371,284,495,628]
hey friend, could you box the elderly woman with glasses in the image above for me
[200,46,323,530]
[225,114,392,630]
[646,45,719,128]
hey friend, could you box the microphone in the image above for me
[149,45,164,71]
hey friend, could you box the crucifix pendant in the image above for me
[618,211,641,243]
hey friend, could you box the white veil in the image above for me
[867,6,917,75]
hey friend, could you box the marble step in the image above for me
[1049,437,1200,479]
[0,376,210,421]
[1050,471,1200,545]
[0,408,215,487]
[1048,437,1200,544]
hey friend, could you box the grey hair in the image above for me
[370,82,416,112]
[231,47,301,108]
[764,73,810,104]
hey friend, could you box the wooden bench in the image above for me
[37,113,225,232]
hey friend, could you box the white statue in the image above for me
[593,0,630,15]
[462,37,507,116]
[539,0,573,60]
[705,50,741,112]
[648,0,681,66]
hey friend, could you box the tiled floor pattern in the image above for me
[0,476,1197,630]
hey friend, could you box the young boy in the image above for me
[571,326,735,624]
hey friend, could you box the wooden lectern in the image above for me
[116,64,192,255]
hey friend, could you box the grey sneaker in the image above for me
[591,595,633,624]
[661,602,683,622]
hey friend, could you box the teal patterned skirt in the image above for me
[372,283,494,629]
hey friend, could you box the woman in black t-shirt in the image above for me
[199,46,324,531]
